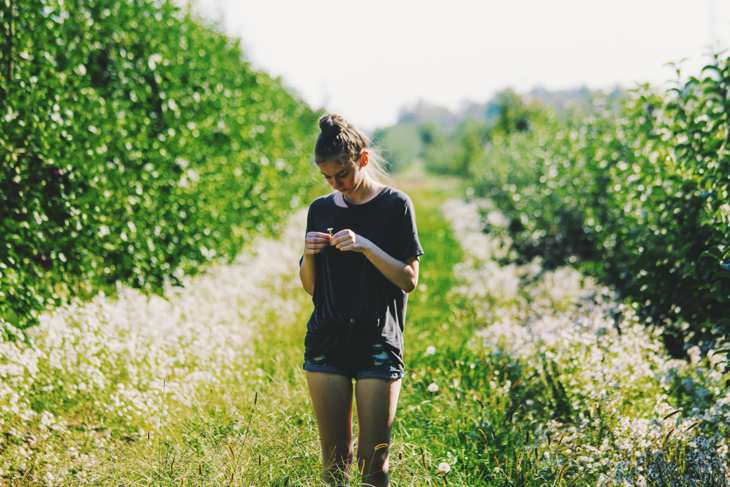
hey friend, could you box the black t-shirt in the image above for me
[298,185,424,367]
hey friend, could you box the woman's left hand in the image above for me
[330,229,372,253]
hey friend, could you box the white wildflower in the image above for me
[147,53,163,70]
[687,345,701,365]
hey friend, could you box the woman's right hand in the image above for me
[304,231,331,255]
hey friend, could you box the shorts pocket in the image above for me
[304,328,337,361]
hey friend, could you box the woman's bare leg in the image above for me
[355,378,402,487]
[305,371,355,486]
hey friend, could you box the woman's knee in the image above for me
[357,445,389,478]
[322,442,354,466]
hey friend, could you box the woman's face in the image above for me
[318,152,366,194]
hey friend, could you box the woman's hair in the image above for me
[314,113,392,184]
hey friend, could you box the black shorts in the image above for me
[302,321,405,381]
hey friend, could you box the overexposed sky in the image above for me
[182,0,729,132]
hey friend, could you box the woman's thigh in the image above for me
[355,378,402,466]
[305,371,355,461]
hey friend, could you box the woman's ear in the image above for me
[360,149,369,167]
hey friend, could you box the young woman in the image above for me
[298,113,424,486]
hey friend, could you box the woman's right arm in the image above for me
[299,253,316,296]
[300,231,330,296]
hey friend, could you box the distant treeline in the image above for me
[372,85,623,173]
[0,0,323,337]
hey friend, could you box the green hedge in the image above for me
[470,54,730,355]
[0,0,322,337]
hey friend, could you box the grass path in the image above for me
[93,172,504,486]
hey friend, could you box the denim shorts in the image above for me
[303,332,405,381]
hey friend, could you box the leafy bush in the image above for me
[0,0,322,336]
[469,54,730,356]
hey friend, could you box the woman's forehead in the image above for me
[318,160,351,176]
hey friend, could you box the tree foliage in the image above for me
[0,0,322,337]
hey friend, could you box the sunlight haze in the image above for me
[183,0,730,131]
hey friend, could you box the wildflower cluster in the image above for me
[0,209,308,482]
[442,197,730,485]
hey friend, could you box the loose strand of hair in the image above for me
[365,148,394,186]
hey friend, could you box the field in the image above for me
[2,1,728,485]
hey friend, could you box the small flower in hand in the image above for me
[330,228,370,253]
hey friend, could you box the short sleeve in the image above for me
[299,203,315,266]
[395,195,424,263]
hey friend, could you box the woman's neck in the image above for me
[343,178,383,205]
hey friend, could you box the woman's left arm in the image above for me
[363,240,419,293]
[330,229,418,293]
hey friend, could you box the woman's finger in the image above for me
[307,232,328,239]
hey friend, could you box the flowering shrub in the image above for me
[442,197,730,485]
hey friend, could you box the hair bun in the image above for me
[319,113,346,137]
